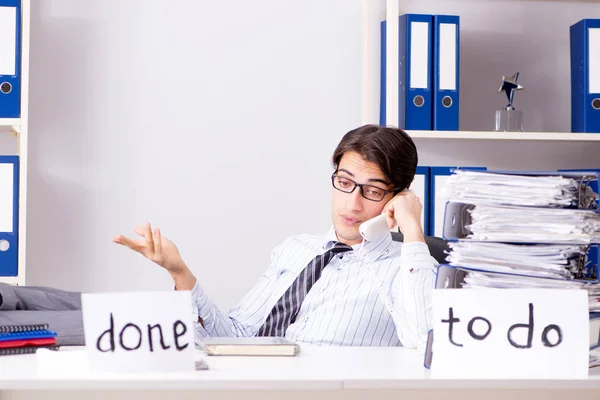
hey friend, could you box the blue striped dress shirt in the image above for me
[190,227,438,349]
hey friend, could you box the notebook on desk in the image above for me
[0,324,59,356]
[198,337,300,356]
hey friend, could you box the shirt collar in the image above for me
[322,225,394,261]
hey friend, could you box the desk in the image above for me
[0,346,599,400]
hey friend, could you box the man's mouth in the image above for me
[341,216,361,226]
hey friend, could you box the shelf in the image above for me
[0,276,22,286]
[406,130,600,141]
[0,118,21,128]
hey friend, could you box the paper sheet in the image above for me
[432,288,589,379]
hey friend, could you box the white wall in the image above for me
[2,0,599,311]
[22,0,363,310]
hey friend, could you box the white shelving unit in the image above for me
[406,130,600,141]
[0,0,30,286]
[0,118,21,128]
[361,0,600,145]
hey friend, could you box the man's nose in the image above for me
[345,187,364,211]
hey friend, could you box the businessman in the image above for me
[113,124,438,349]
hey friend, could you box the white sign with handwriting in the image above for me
[81,290,195,373]
[431,288,589,379]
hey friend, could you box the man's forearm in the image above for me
[401,222,426,244]
[170,262,197,291]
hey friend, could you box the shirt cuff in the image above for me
[190,279,201,302]
[174,280,203,319]
[193,320,210,342]
[400,241,429,254]
[189,279,219,332]
[400,241,438,272]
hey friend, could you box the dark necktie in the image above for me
[256,242,352,337]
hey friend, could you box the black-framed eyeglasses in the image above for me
[331,173,396,202]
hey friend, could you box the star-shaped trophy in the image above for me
[498,73,524,111]
[494,72,525,132]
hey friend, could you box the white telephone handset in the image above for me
[359,214,392,242]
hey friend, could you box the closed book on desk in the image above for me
[199,337,300,356]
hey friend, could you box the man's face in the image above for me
[331,151,395,246]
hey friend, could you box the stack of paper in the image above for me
[440,169,600,308]
[441,170,598,208]
[461,270,600,311]
[461,270,588,290]
[464,204,600,244]
[447,242,588,279]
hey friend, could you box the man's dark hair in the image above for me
[332,124,418,192]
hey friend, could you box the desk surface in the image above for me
[0,346,599,391]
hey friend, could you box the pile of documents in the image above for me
[440,169,600,299]
[460,270,600,311]
[462,204,600,244]
[441,170,598,208]
[447,241,589,279]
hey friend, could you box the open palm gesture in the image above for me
[112,223,184,274]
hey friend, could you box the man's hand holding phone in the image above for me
[383,190,425,243]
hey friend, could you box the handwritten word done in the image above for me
[96,313,190,352]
